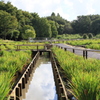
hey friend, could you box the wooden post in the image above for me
[73,49,75,53]
[37,45,38,50]
[64,48,67,51]
[83,50,88,59]
[0,44,1,50]
[22,78,25,89]
[25,74,28,83]
[16,87,20,100]
[17,45,18,50]
[86,50,88,59]
[18,83,22,96]
[83,50,86,59]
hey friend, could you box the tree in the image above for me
[72,16,91,34]
[5,1,17,16]
[0,10,18,39]
[47,12,68,25]
[58,25,64,35]
[12,30,20,40]
[0,1,5,11]
[88,33,93,39]
[63,23,73,34]
[51,12,56,16]
[20,25,36,39]
[91,18,100,35]
[49,20,58,38]
[83,34,88,39]
[32,18,52,38]
[31,12,40,18]
[22,11,33,25]
[24,29,36,39]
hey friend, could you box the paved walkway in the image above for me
[55,44,100,59]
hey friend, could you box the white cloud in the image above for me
[4,0,100,21]
[64,0,73,7]
[78,0,83,3]
[86,0,95,14]
[23,62,56,100]
[55,7,70,20]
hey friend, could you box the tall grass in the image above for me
[0,50,31,99]
[52,46,100,100]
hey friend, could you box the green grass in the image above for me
[52,46,100,100]
[0,50,32,99]
[66,39,100,50]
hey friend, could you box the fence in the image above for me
[55,44,100,59]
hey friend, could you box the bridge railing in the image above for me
[16,44,52,51]
[0,44,53,51]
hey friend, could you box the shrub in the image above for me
[88,33,93,39]
[83,34,88,39]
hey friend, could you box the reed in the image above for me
[52,46,100,100]
[0,50,32,99]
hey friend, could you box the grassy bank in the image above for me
[52,46,100,100]
[0,50,31,100]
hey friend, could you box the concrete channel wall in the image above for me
[8,51,40,100]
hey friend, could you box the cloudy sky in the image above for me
[23,58,57,100]
[4,0,100,21]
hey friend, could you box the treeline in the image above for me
[0,1,100,40]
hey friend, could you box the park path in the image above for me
[55,43,100,59]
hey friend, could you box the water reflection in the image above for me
[23,57,57,100]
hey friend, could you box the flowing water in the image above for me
[21,54,58,100]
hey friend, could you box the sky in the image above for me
[3,0,100,21]
[23,58,57,100]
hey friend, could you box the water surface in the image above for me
[22,56,58,100]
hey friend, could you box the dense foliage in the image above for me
[0,1,100,40]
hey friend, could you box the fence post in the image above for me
[22,78,25,89]
[16,87,20,100]
[0,44,1,50]
[86,50,88,59]
[64,48,67,51]
[18,83,22,96]
[37,45,38,51]
[83,50,88,59]
[73,49,75,53]
[83,50,85,59]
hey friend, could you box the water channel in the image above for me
[21,53,58,100]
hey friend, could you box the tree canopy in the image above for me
[0,1,100,40]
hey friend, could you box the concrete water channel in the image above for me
[8,44,71,100]
[22,54,58,100]
[9,50,68,100]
